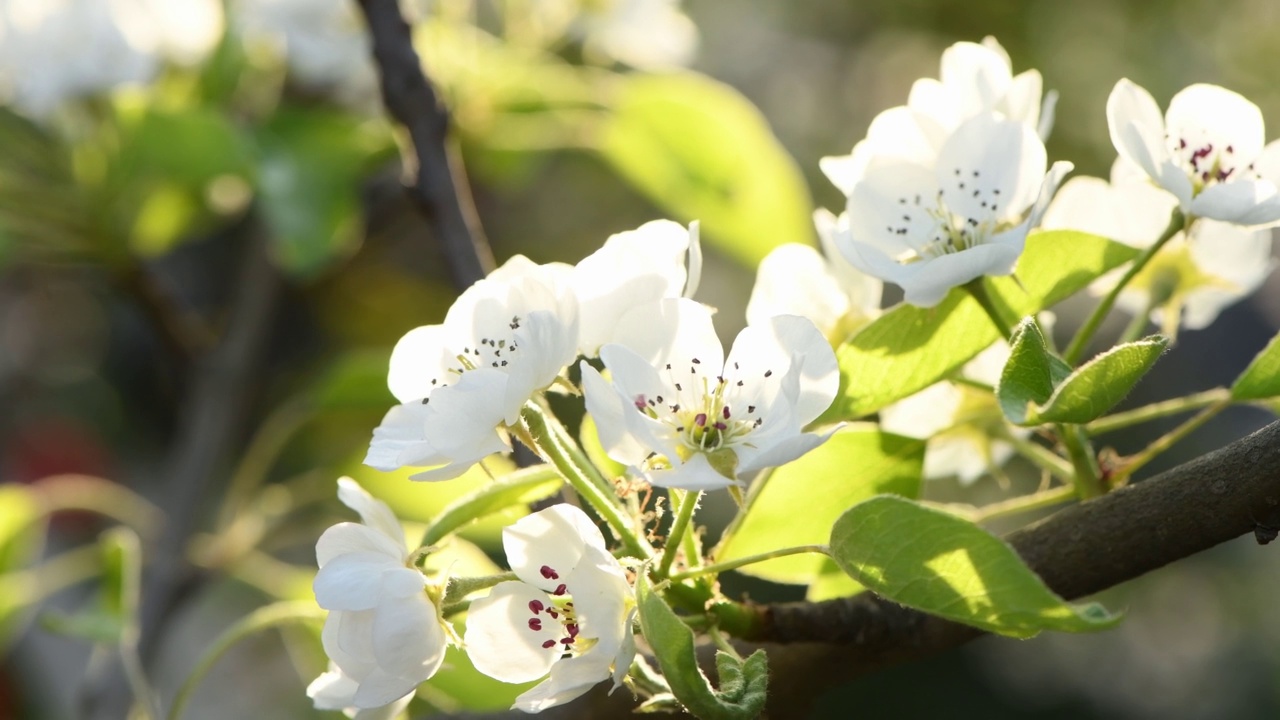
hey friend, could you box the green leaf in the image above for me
[0,484,43,574]
[600,72,813,268]
[1233,330,1280,400]
[254,109,393,279]
[421,468,563,546]
[716,425,923,584]
[997,318,1071,425]
[636,573,768,720]
[829,495,1119,638]
[807,558,865,601]
[1026,336,1167,425]
[44,527,144,645]
[822,230,1138,421]
[425,646,538,712]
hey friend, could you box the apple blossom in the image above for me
[1106,79,1280,227]
[581,298,838,491]
[746,209,883,342]
[821,37,1056,194]
[835,112,1071,307]
[310,478,448,711]
[1043,165,1274,333]
[465,504,635,713]
[572,219,701,355]
[366,256,578,480]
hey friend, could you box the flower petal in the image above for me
[935,113,1046,222]
[336,478,404,549]
[1166,84,1265,167]
[646,452,736,490]
[900,242,1025,307]
[1107,79,1193,206]
[611,298,723,371]
[728,315,837,426]
[512,653,612,713]
[371,592,447,683]
[580,362,652,467]
[316,522,405,569]
[504,505,606,590]
[464,581,561,684]
[314,552,406,611]
[387,325,453,404]
[1187,180,1280,227]
[746,244,850,334]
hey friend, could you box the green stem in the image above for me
[167,601,325,720]
[1002,432,1074,482]
[1059,424,1104,498]
[216,400,310,530]
[656,490,700,579]
[972,485,1077,522]
[668,545,829,582]
[1110,398,1232,486]
[963,278,1017,339]
[1086,388,1231,435]
[1064,208,1185,364]
[34,474,163,538]
[535,399,624,509]
[520,404,652,559]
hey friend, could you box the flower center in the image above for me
[1169,135,1254,194]
[420,315,525,405]
[888,168,1007,263]
[524,564,584,653]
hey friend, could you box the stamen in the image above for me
[528,618,542,631]
[542,640,556,649]
[529,600,544,614]
[540,565,559,580]
[553,584,567,596]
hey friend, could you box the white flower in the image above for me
[821,37,1055,194]
[309,478,447,711]
[308,664,412,720]
[746,210,883,341]
[572,219,701,356]
[580,0,697,69]
[464,505,635,713]
[1043,163,1275,333]
[1106,79,1280,227]
[835,112,1072,307]
[879,339,1026,484]
[0,0,223,118]
[366,256,579,480]
[581,298,839,491]
[234,0,378,107]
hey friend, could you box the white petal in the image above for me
[512,654,612,713]
[1187,180,1280,227]
[745,244,850,334]
[819,152,861,196]
[1182,221,1275,329]
[1107,79,1171,186]
[684,221,703,299]
[1037,89,1059,142]
[880,383,964,439]
[936,113,1046,222]
[419,370,513,458]
[502,308,578,422]
[1253,140,1280,184]
[371,592,447,682]
[1041,174,1177,247]
[1025,160,1075,230]
[898,242,1025,307]
[325,609,378,672]
[1004,70,1044,132]
[738,429,834,474]
[845,159,942,260]
[580,362,651,467]
[939,41,1012,119]
[572,220,692,354]
[611,298,723,371]
[350,668,420,710]
[646,452,736,490]
[336,478,404,548]
[504,504,605,590]
[307,664,359,710]
[815,209,884,320]
[464,581,561,684]
[314,553,408,611]
[316,522,405,569]
[1166,84,1265,168]
[596,343,685,463]
[387,325,453,404]
[730,315,838,426]
[364,402,438,471]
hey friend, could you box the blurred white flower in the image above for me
[580,0,697,69]
[309,478,447,711]
[835,112,1071,307]
[0,0,223,118]
[465,504,635,713]
[572,219,701,356]
[366,256,579,480]
[746,209,883,342]
[1043,163,1275,334]
[1107,79,1280,227]
[582,298,838,490]
[880,340,1025,484]
[234,0,378,107]
[821,36,1055,194]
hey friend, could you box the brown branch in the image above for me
[355,0,495,290]
[443,418,1280,719]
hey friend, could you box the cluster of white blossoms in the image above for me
[819,37,1072,307]
[0,0,224,118]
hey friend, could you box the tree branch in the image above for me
[443,417,1280,719]
[355,0,494,290]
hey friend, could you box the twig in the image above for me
[356,0,495,290]
[440,417,1280,719]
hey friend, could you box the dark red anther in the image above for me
[561,637,575,645]
[694,413,707,427]
[548,609,559,619]
[528,618,542,631]
[542,639,557,649]
[567,623,580,638]
[553,583,567,596]
[714,421,727,431]
[540,565,559,580]
[722,406,730,419]
[529,600,544,614]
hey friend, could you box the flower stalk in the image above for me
[668,545,830,582]
[1086,388,1232,435]
[656,490,701,579]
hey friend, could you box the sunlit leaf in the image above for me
[600,72,813,268]
[716,425,923,584]
[1027,336,1167,424]
[829,495,1119,638]
[421,468,563,546]
[822,230,1138,421]
[1233,330,1280,400]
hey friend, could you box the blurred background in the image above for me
[1,0,1279,718]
